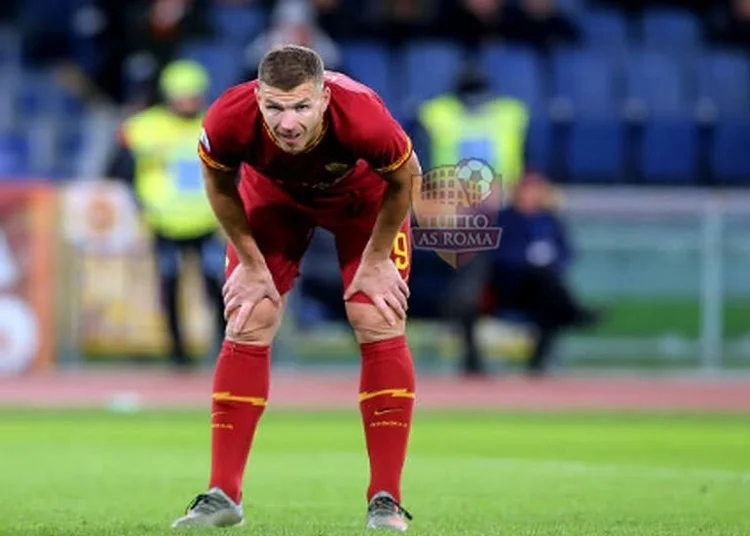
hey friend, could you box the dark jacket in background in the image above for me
[493,207,572,275]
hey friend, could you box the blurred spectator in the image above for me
[212,0,263,4]
[62,1,131,106]
[505,0,581,53]
[21,0,213,108]
[0,0,20,21]
[373,0,442,43]
[124,0,214,106]
[706,0,750,50]
[447,173,601,376]
[312,0,371,40]
[588,0,715,16]
[416,64,529,194]
[244,0,341,78]
[106,60,226,369]
[137,0,213,62]
[19,0,77,68]
[436,0,515,45]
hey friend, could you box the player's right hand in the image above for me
[222,263,281,335]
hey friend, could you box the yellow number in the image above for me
[392,231,410,270]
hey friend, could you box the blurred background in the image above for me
[1,0,749,379]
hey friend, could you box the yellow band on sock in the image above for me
[359,388,416,402]
[212,392,268,406]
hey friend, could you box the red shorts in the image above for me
[225,173,411,304]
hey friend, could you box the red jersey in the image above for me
[197,72,413,196]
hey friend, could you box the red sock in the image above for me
[359,335,416,503]
[209,340,270,503]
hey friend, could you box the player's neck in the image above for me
[304,119,326,151]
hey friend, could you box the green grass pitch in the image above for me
[1,409,749,535]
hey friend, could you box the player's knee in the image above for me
[346,302,405,344]
[225,298,281,345]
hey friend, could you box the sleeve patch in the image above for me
[198,144,236,172]
[199,128,211,152]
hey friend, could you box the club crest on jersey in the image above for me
[325,162,350,174]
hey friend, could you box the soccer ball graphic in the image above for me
[455,159,495,203]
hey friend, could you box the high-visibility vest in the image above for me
[418,95,528,190]
[121,106,218,239]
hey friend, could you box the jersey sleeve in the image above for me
[198,94,245,172]
[353,96,413,175]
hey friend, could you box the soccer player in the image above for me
[171,45,420,531]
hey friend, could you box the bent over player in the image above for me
[171,45,421,531]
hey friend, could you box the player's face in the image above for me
[256,80,331,154]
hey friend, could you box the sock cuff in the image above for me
[359,335,408,357]
[221,340,271,360]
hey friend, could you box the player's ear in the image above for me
[321,85,331,111]
[254,85,262,105]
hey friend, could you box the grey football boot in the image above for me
[366,491,413,531]
[171,487,244,528]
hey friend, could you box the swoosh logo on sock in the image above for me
[374,408,403,416]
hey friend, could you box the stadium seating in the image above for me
[625,49,691,121]
[555,0,584,13]
[639,118,699,184]
[578,9,630,57]
[567,119,625,183]
[178,40,247,102]
[711,121,750,185]
[210,4,267,45]
[526,118,552,176]
[0,26,20,70]
[400,40,465,116]
[479,45,545,113]
[2,4,749,187]
[0,27,20,131]
[695,50,750,121]
[55,127,83,179]
[551,49,619,119]
[641,8,702,52]
[0,130,29,178]
[340,42,395,112]
[17,71,83,121]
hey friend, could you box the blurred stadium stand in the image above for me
[0,1,747,186]
[0,0,748,376]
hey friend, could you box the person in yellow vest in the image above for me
[414,65,530,375]
[107,60,225,369]
[416,65,530,201]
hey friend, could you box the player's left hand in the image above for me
[344,258,409,326]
